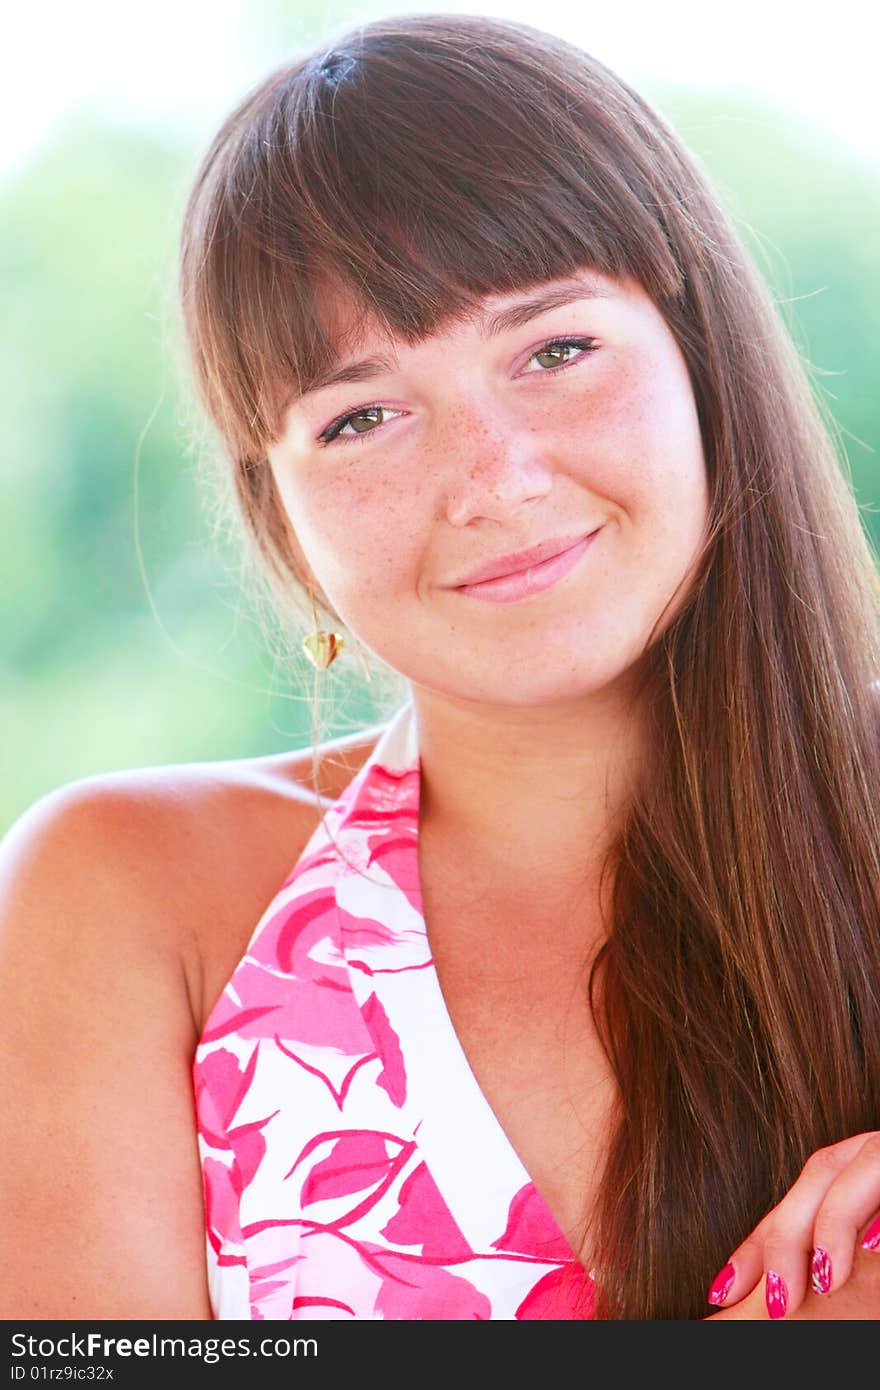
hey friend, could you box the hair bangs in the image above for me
[185,17,691,454]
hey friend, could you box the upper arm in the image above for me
[0,783,213,1319]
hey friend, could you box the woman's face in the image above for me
[267,268,710,707]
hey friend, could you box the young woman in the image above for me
[2,12,880,1321]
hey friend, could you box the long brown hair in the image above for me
[176,12,880,1318]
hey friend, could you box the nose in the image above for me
[443,396,554,528]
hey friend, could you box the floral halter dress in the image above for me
[193,700,595,1319]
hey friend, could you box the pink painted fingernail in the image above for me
[765,1269,788,1319]
[861,1214,880,1251]
[707,1261,735,1305]
[810,1246,832,1294]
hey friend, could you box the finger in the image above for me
[761,1237,802,1320]
[706,1131,879,1313]
[861,1211,880,1251]
[765,1135,880,1317]
[811,1131,880,1296]
[706,1243,761,1309]
[761,1133,880,1317]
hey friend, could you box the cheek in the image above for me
[558,356,706,517]
[274,462,418,606]
[613,365,709,602]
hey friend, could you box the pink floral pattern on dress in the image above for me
[193,701,594,1319]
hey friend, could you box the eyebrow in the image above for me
[293,278,615,403]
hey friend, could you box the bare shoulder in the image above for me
[2,716,390,1028]
[0,719,386,1317]
[162,718,390,1025]
[245,716,392,797]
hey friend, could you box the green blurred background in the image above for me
[2,5,878,835]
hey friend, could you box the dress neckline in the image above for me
[328,698,587,1271]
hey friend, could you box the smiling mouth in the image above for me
[453,527,602,604]
[451,528,603,588]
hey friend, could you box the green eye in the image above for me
[529,337,597,371]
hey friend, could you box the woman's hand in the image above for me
[705,1131,880,1319]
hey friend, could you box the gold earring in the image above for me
[302,587,345,671]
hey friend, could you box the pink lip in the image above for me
[452,530,599,588]
[454,528,601,604]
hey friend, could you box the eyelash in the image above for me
[315,335,599,447]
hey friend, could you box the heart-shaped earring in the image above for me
[303,629,345,670]
[302,586,345,670]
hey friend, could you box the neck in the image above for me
[410,682,644,946]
